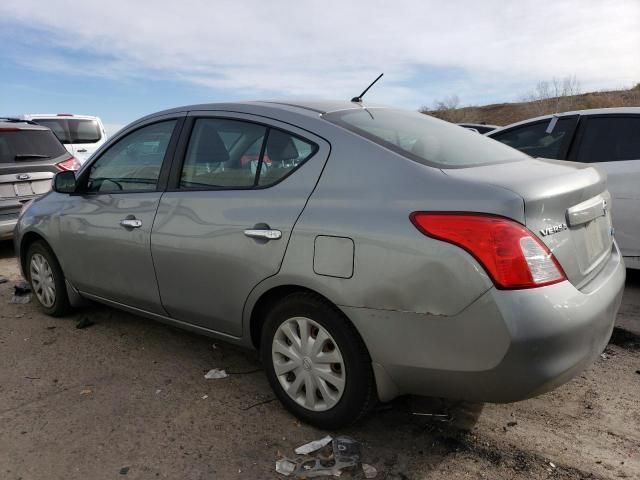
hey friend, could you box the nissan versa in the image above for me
[14,101,625,428]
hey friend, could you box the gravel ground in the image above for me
[0,240,638,480]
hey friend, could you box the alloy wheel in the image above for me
[30,253,56,308]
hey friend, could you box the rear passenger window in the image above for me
[491,117,577,159]
[575,117,640,163]
[180,118,316,189]
[181,119,266,188]
[258,130,316,186]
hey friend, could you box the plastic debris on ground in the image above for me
[276,459,297,476]
[14,282,31,295]
[9,282,32,304]
[9,294,31,304]
[276,435,376,478]
[204,368,228,379]
[362,463,377,479]
[294,435,333,455]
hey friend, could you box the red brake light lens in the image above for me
[56,156,81,171]
[410,212,566,289]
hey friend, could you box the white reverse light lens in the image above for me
[519,237,563,284]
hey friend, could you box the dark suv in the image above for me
[0,119,80,239]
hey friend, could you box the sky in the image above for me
[0,0,638,135]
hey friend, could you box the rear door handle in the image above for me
[244,229,282,240]
[77,148,88,153]
[120,218,143,229]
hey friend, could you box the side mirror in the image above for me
[52,171,77,194]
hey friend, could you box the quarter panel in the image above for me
[244,132,524,334]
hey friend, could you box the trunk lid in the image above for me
[444,158,614,288]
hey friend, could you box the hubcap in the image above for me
[272,317,346,412]
[30,253,56,308]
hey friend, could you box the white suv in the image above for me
[20,114,107,164]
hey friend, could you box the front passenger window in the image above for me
[491,117,576,159]
[87,120,176,193]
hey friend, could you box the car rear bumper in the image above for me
[343,242,625,403]
[0,215,18,240]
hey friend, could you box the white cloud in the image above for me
[1,0,638,107]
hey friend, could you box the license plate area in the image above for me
[574,213,612,274]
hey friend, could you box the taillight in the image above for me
[56,156,81,171]
[410,212,566,289]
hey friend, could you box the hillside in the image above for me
[425,84,640,126]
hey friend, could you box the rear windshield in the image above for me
[34,118,102,144]
[0,129,68,163]
[323,108,527,168]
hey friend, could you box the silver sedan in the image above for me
[14,101,625,428]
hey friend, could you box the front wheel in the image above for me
[261,292,375,428]
[26,241,71,317]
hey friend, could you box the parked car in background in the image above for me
[15,101,624,428]
[487,108,640,269]
[458,122,499,134]
[20,114,107,164]
[0,118,80,240]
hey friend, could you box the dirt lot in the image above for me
[0,240,638,480]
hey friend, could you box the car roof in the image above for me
[143,99,386,119]
[21,113,102,121]
[488,107,640,135]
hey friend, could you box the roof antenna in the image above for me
[351,73,384,103]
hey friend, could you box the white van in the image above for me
[20,114,107,164]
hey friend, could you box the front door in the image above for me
[59,118,182,313]
[151,113,329,336]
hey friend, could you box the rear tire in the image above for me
[26,241,71,317]
[261,292,375,429]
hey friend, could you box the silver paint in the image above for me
[15,100,626,406]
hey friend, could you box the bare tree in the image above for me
[522,75,581,115]
[423,94,463,122]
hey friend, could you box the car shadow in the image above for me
[626,267,640,286]
[0,240,16,259]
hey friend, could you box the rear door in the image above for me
[58,116,183,313]
[151,112,329,336]
[568,114,640,262]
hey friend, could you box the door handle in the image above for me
[77,148,88,153]
[120,218,143,229]
[244,228,282,240]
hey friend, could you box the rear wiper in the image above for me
[14,154,51,160]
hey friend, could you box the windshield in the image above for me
[323,108,528,168]
[0,129,68,163]
[35,118,102,144]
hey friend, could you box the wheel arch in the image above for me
[247,284,369,357]
[19,231,51,277]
